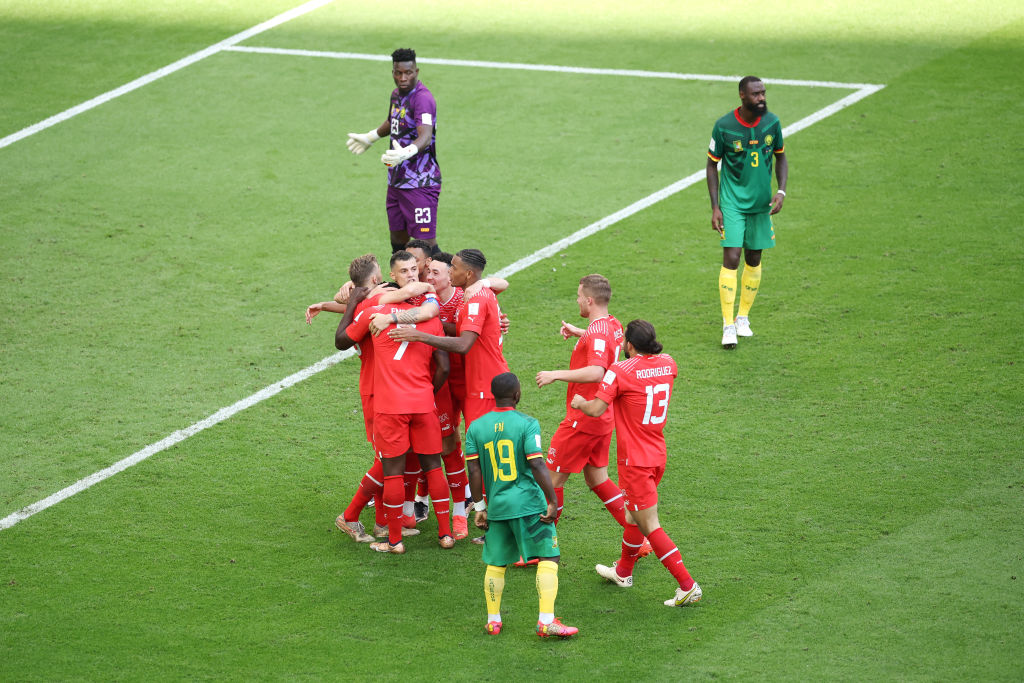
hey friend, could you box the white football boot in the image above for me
[722,324,738,349]
[735,315,753,337]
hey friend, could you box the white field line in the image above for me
[224,45,884,90]
[0,0,335,151]
[0,46,884,530]
[0,350,355,530]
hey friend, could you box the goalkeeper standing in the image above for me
[346,48,442,255]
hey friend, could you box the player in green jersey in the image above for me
[706,76,788,349]
[465,372,578,639]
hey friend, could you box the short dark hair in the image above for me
[456,248,487,273]
[390,250,415,268]
[579,274,612,305]
[391,48,416,64]
[491,372,520,400]
[348,254,379,287]
[431,251,454,267]
[739,75,762,93]
[405,239,432,255]
[625,319,663,355]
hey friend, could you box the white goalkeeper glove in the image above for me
[381,139,418,167]
[346,129,380,155]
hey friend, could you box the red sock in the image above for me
[344,459,384,522]
[417,476,428,498]
[374,492,385,527]
[403,466,421,508]
[617,524,645,577]
[647,527,694,590]
[442,447,468,503]
[424,467,452,536]
[590,479,627,527]
[383,475,405,546]
[554,486,564,524]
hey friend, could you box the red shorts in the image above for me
[434,383,460,438]
[545,419,612,473]
[360,394,375,444]
[618,464,665,511]
[463,394,496,429]
[373,412,442,459]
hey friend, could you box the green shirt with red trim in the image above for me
[708,108,785,213]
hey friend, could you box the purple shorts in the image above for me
[386,185,440,239]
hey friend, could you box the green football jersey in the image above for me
[465,407,547,522]
[708,109,785,213]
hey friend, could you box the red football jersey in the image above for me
[438,287,465,395]
[565,315,624,435]
[370,302,445,414]
[344,291,387,397]
[455,288,509,399]
[595,354,677,468]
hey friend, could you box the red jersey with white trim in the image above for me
[370,302,445,414]
[344,291,388,397]
[455,288,509,399]
[438,287,465,395]
[595,353,677,467]
[565,315,624,435]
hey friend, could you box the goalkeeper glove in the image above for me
[381,139,418,167]
[346,129,380,155]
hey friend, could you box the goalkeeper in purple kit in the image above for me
[346,48,443,256]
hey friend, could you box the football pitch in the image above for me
[2,0,1022,680]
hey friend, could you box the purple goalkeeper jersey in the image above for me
[387,81,441,189]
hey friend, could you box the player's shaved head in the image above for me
[739,75,762,94]
[491,372,521,404]
[390,250,415,268]
[579,274,612,305]
[348,254,380,287]
[625,319,663,355]
[456,248,487,273]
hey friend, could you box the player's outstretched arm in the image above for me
[559,320,585,339]
[368,299,441,336]
[346,122,388,155]
[570,393,609,418]
[306,300,346,324]
[334,287,369,350]
[463,277,510,300]
[377,281,435,304]
[536,365,605,388]
[390,327,477,355]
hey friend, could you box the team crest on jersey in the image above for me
[732,140,743,152]
[765,134,773,145]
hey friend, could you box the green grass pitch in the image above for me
[1,0,1023,680]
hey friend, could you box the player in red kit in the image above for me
[535,275,638,540]
[388,248,509,428]
[572,320,702,607]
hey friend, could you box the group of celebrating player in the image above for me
[309,44,791,639]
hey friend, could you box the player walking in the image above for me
[466,373,578,638]
[572,320,702,607]
[346,48,442,254]
[706,76,788,349]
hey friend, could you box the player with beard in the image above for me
[706,75,788,349]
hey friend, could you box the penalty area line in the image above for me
[0,81,884,532]
[0,0,335,151]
